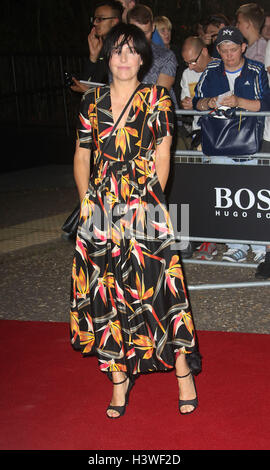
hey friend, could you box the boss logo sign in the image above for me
[214,187,270,218]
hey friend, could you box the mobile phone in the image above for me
[64,71,75,87]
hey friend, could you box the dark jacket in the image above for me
[81,48,108,84]
[193,57,270,112]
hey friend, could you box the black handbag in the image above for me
[62,203,81,239]
[62,84,141,239]
[199,108,264,156]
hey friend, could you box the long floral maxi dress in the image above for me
[70,84,201,379]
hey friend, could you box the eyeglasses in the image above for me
[184,48,203,66]
[93,16,117,24]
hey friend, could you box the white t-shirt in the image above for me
[180,68,202,130]
[180,68,202,100]
[245,37,267,63]
[225,68,242,91]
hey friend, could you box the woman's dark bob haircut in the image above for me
[103,22,152,80]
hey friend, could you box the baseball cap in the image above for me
[216,26,244,46]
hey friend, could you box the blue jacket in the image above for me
[152,28,164,47]
[193,57,270,112]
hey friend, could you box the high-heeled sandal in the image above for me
[106,376,134,419]
[176,371,198,415]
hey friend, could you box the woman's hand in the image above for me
[70,78,90,94]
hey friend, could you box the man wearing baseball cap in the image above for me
[192,25,270,264]
[193,25,270,113]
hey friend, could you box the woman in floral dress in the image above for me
[70,23,201,418]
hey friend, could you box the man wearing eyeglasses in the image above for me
[177,36,213,259]
[180,36,213,112]
[71,0,123,92]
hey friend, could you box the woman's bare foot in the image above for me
[106,372,130,418]
[175,354,197,414]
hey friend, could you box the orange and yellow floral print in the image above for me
[126,272,154,302]
[100,359,127,373]
[80,330,95,354]
[133,334,155,360]
[88,102,98,131]
[127,238,146,268]
[70,310,80,345]
[165,255,182,298]
[115,127,138,155]
[80,196,95,223]
[158,88,172,112]
[75,267,89,298]
[135,158,154,185]
[98,320,123,349]
[70,84,200,379]
[120,173,130,201]
[94,265,115,307]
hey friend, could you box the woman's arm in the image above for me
[73,139,91,201]
[155,135,172,191]
[156,73,175,91]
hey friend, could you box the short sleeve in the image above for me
[160,50,177,78]
[76,88,95,149]
[152,86,174,143]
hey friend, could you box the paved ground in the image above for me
[0,164,269,334]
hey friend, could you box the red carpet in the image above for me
[0,320,269,450]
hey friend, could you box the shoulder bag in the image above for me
[199,107,264,157]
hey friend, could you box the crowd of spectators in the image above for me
[69,1,270,278]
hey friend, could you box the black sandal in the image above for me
[176,371,198,415]
[106,376,134,419]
